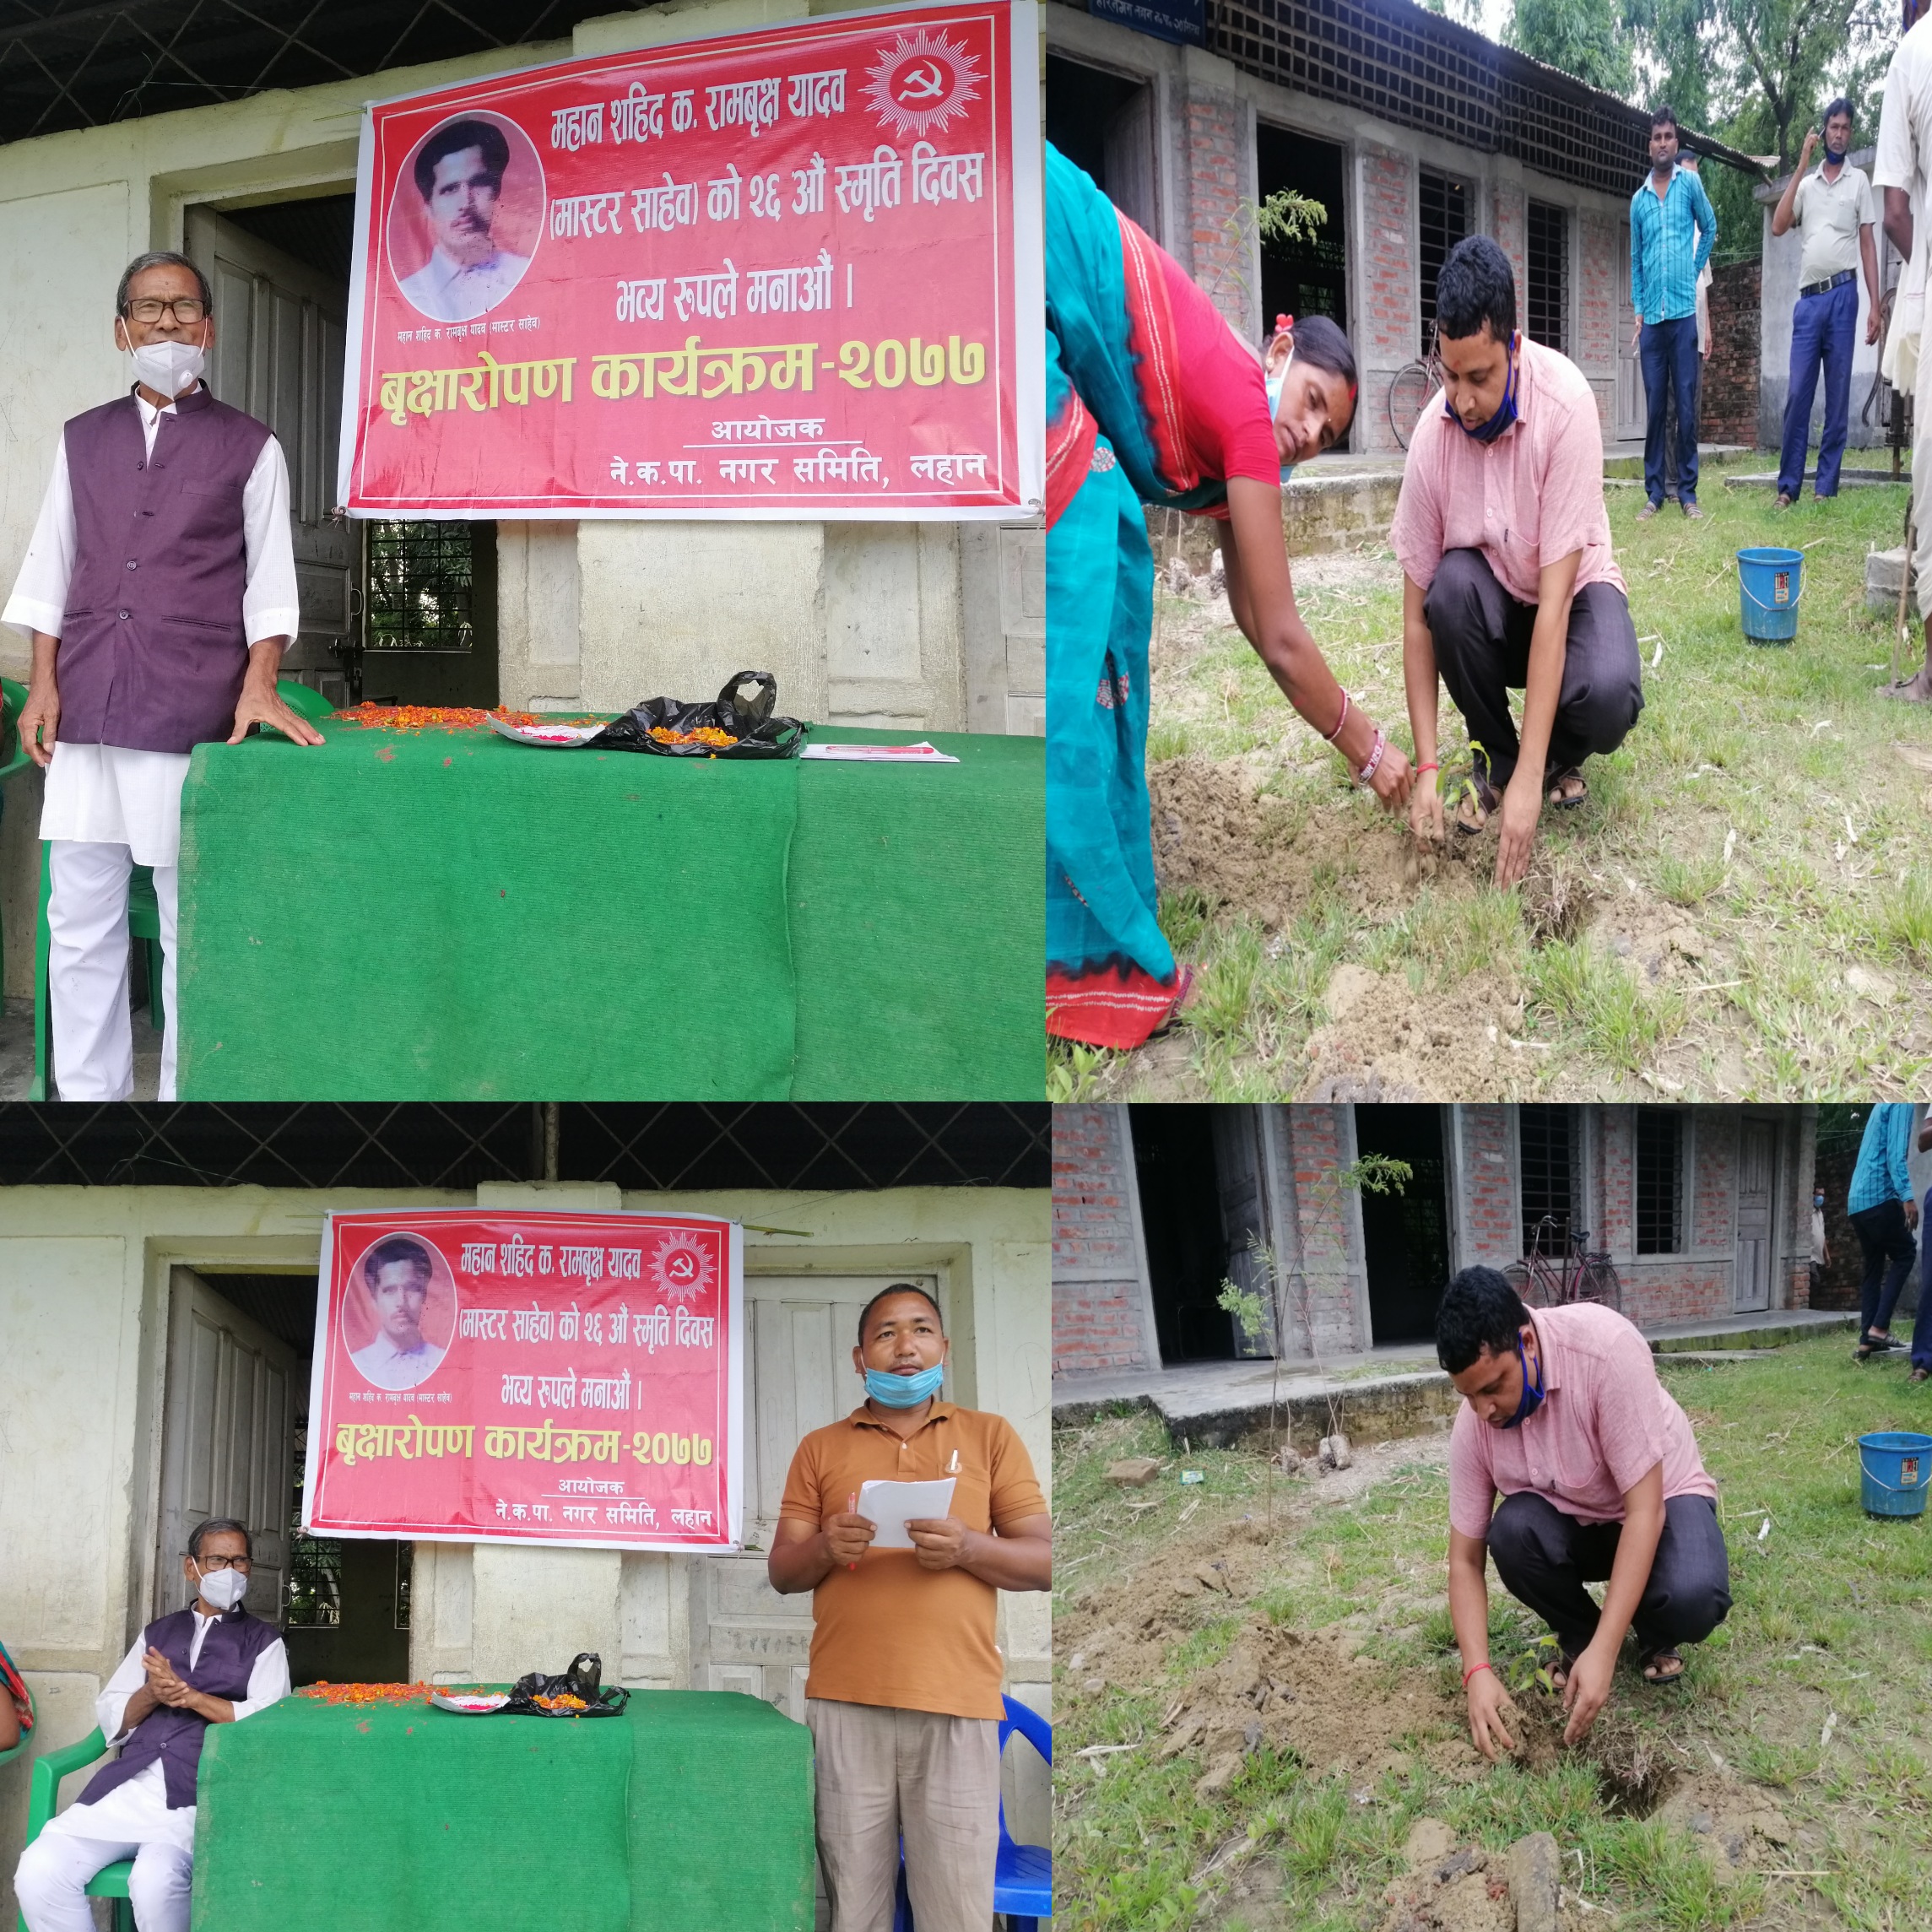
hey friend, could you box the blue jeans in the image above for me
[1641,315,1701,507]
[1778,277,1859,498]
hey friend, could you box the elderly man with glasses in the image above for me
[7,250,322,1100]
[13,1518,290,1932]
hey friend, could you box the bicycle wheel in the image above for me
[1388,360,1437,450]
[1507,1258,1561,1309]
[1578,1254,1622,1315]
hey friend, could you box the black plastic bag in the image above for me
[593,670,808,759]
[501,1652,630,1717]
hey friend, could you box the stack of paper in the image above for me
[856,1477,957,1547]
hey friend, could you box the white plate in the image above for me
[486,717,604,749]
[430,1691,509,1714]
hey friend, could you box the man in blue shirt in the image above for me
[1848,1102,1920,1362]
[1630,106,1718,520]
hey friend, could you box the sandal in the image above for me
[1453,767,1501,838]
[1545,767,1588,809]
[1639,1648,1686,1686]
[1546,1651,1581,1693]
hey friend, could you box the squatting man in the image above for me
[1435,1269,1730,1756]
[14,1518,290,1932]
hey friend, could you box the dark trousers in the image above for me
[1488,1490,1731,1660]
[1660,352,1703,501]
[1641,315,1701,507]
[1850,1198,1918,1339]
[1918,1191,1932,1372]
[1778,278,1859,499]
[1423,548,1644,788]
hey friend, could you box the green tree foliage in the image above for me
[1508,0,1639,93]
[1715,0,1891,167]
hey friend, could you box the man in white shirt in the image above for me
[397,118,533,322]
[1771,100,1883,505]
[1875,0,1932,700]
[8,252,322,1100]
[14,1519,290,1932]
[348,1235,447,1389]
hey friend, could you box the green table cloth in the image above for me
[173,722,1042,1098]
[192,1689,814,1932]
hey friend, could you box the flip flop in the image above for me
[1545,767,1588,809]
[1639,1648,1686,1687]
[1453,767,1501,838]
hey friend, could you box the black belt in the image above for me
[1799,269,1857,297]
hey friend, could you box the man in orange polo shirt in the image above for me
[770,1284,1052,1932]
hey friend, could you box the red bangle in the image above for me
[1463,1661,1493,1687]
[1416,761,1440,775]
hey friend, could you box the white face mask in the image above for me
[1266,353,1296,483]
[194,1562,249,1611]
[125,333,206,400]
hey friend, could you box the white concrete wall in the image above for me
[0,1177,1049,1918]
[0,0,1047,997]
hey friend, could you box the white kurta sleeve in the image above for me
[96,1636,149,1745]
[229,1637,291,1722]
[241,436,301,647]
[3,437,76,639]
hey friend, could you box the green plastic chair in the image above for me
[19,1725,133,1932]
[27,678,327,1098]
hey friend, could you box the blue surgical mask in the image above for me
[1450,332,1520,443]
[1265,363,1295,484]
[864,1364,945,1408]
[1825,139,1848,163]
[1499,1329,1545,1429]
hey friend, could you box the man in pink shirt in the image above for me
[1437,1267,1729,1758]
[1394,235,1645,887]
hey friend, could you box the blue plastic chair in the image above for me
[892,1695,1052,1929]
[19,1725,133,1932]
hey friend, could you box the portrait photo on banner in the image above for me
[337,1226,459,1392]
[387,109,547,322]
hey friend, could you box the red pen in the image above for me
[847,1492,859,1570]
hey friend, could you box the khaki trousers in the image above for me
[805,1697,1000,1932]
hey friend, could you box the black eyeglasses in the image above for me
[125,297,208,325]
[192,1552,252,1570]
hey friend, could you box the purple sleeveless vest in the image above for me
[78,1605,282,1810]
[57,385,273,755]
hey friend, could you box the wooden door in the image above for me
[1213,1109,1276,1357]
[1734,1122,1775,1312]
[184,203,351,685]
[690,1272,944,1718]
[155,1269,298,1626]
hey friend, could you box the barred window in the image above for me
[1419,169,1469,356]
[363,522,479,651]
[1636,1109,1684,1254]
[286,1421,341,1627]
[1526,201,1569,354]
[1518,1106,1574,1253]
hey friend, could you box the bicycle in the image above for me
[1503,1215,1622,1315]
[1387,353,1440,450]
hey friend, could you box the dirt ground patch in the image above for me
[1297,963,1530,1102]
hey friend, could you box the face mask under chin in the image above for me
[863,1362,945,1408]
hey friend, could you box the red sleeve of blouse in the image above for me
[1157,251,1279,489]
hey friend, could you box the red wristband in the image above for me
[1462,1661,1493,1688]
[1416,761,1440,775]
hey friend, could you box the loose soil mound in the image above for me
[1297,966,1528,1102]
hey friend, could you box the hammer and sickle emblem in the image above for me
[897,60,947,101]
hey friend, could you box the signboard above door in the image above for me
[338,0,1042,519]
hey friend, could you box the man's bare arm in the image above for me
[1448,1527,1517,1761]
[1886,185,1913,265]
[1494,548,1581,888]
[19,630,60,767]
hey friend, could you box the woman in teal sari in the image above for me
[1047,143,1413,1048]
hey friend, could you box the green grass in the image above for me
[1049,459,1932,1100]
[1054,1331,1932,1930]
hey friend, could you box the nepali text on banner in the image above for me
[338,0,1042,518]
[303,1209,745,1550]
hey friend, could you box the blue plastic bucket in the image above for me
[1858,1431,1932,1518]
[1737,547,1804,644]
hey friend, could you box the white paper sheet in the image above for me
[799,741,961,763]
[857,1476,958,1549]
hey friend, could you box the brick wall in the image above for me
[1281,1106,1362,1354]
[1183,86,1248,336]
[1491,181,1527,322]
[1598,1107,1634,1256]
[1691,1109,1738,1252]
[1702,259,1762,446]
[1357,144,1416,454]
[1618,1262,1731,1325]
[1578,210,1617,430]
[1459,1106,1518,1267]
[1052,1105,1157,1377]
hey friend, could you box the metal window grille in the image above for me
[1635,1109,1683,1254]
[1209,0,1665,198]
[286,1421,341,1628]
[1418,168,1469,354]
[1518,1106,1574,1251]
[363,522,478,652]
[1526,200,1568,354]
[395,1543,414,1631]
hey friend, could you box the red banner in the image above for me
[304,1209,744,1550]
[338,0,1042,519]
